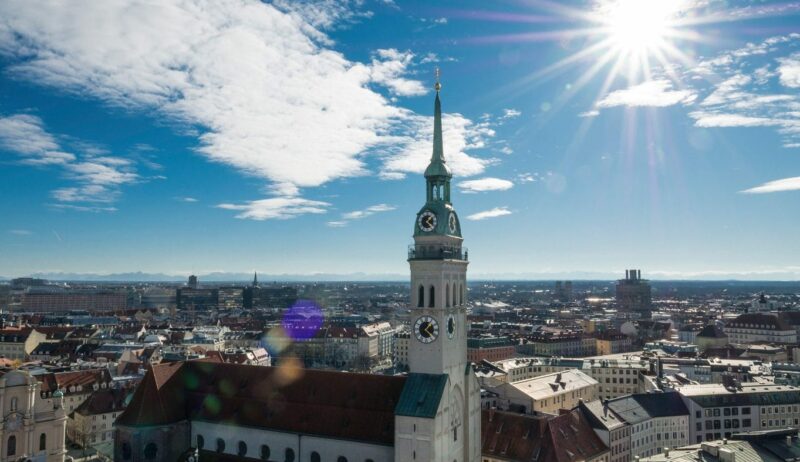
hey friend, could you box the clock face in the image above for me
[418,211,437,232]
[446,314,456,339]
[414,315,439,343]
[448,213,457,234]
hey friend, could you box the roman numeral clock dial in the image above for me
[414,315,439,343]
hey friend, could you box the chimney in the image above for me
[664,448,670,457]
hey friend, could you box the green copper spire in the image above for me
[413,68,461,238]
[425,68,451,179]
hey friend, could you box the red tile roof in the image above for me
[116,361,407,445]
[482,408,609,462]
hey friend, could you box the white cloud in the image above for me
[466,207,512,221]
[689,112,782,128]
[598,80,697,108]
[177,197,199,203]
[501,108,521,120]
[778,55,800,88]
[517,173,540,183]
[342,203,395,220]
[0,0,492,214]
[381,112,497,179]
[458,177,514,193]
[687,34,800,147]
[420,53,439,64]
[741,177,800,194]
[369,49,427,97]
[330,203,396,226]
[8,229,31,236]
[0,114,138,206]
[579,110,599,118]
[216,197,330,220]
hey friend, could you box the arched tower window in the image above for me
[285,447,296,462]
[429,286,435,307]
[446,284,450,307]
[238,441,248,457]
[311,452,321,462]
[418,285,424,308]
[216,438,226,453]
[39,433,46,451]
[10,397,17,411]
[197,434,205,449]
[7,435,15,456]
[261,445,271,460]
[460,284,465,305]
[452,284,456,306]
[144,443,157,460]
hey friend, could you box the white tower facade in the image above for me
[394,73,480,462]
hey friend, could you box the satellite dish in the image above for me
[620,322,637,336]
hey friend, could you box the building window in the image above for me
[429,286,435,307]
[239,441,248,457]
[40,433,46,451]
[122,442,132,460]
[418,285,425,307]
[10,398,17,412]
[197,435,205,449]
[261,445,271,460]
[7,436,15,456]
[144,443,158,460]
[311,452,321,462]
[217,438,226,453]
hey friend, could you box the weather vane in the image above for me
[434,67,441,92]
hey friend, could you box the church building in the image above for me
[113,75,481,462]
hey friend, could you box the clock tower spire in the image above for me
[397,70,480,462]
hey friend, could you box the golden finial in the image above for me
[434,67,441,92]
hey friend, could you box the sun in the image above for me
[602,0,681,53]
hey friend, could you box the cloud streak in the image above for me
[741,177,800,194]
[458,177,514,193]
[466,207,512,221]
[597,80,697,109]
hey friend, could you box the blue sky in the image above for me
[1,0,799,280]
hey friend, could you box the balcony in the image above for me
[408,245,468,261]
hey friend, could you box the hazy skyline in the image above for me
[1,0,799,279]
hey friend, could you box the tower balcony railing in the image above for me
[408,245,468,261]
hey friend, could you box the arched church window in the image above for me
[238,441,248,456]
[39,433,46,451]
[418,285,424,308]
[338,457,348,462]
[10,397,17,411]
[311,452,321,462]
[7,435,15,456]
[197,434,205,449]
[216,438,226,453]
[460,284,464,305]
[446,284,450,307]
[144,443,157,460]
[261,444,271,460]
[452,284,456,306]
[285,447,296,462]
[429,286,435,308]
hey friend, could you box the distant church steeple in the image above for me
[252,272,258,288]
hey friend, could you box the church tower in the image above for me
[395,70,480,462]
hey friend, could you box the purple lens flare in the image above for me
[281,299,324,340]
